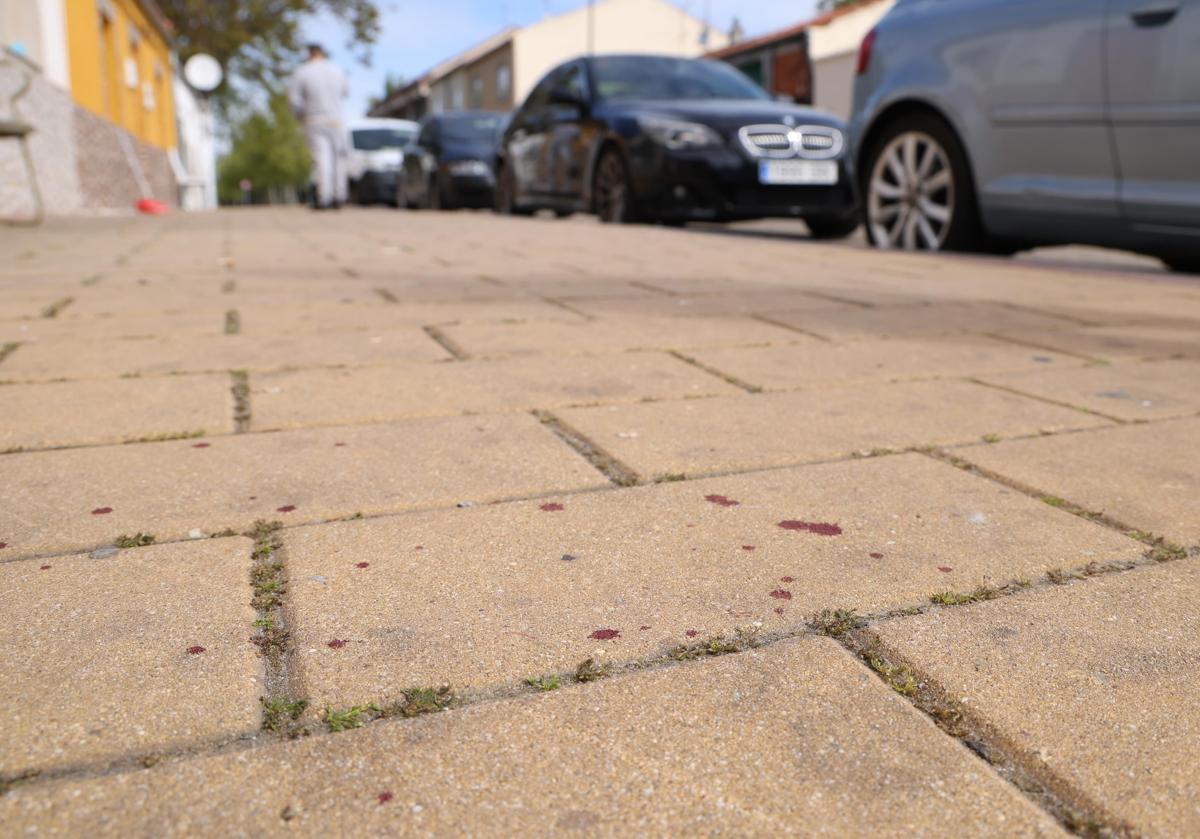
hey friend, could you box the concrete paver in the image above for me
[873,560,1200,836]
[687,337,1077,392]
[960,417,1200,546]
[0,636,1065,837]
[1,375,231,450]
[440,315,806,358]
[980,359,1200,421]
[0,538,260,774]
[0,414,608,557]
[0,329,451,381]
[285,454,1138,706]
[251,352,740,430]
[761,301,1077,342]
[236,299,584,335]
[558,379,1110,479]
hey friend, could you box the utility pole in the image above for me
[587,0,595,55]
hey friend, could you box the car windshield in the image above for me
[439,115,503,143]
[351,128,416,150]
[591,56,769,102]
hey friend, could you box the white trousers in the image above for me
[305,123,347,206]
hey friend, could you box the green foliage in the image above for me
[217,96,311,204]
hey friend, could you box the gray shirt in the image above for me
[288,58,348,125]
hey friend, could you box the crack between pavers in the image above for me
[835,628,1139,838]
[230,370,251,433]
[797,288,876,309]
[982,331,1109,364]
[40,297,74,319]
[666,348,763,393]
[372,287,398,304]
[0,341,21,365]
[749,312,834,342]
[628,280,678,297]
[532,409,640,486]
[422,325,470,360]
[966,377,1129,425]
[223,309,241,336]
[538,296,595,320]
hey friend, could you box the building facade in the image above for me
[1,0,185,221]
[708,0,895,120]
[371,0,727,120]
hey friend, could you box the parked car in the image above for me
[398,112,507,210]
[494,54,859,237]
[346,118,418,206]
[851,0,1200,272]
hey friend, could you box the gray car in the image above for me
[849,0,1200,272]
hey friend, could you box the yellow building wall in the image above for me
[64,0,177,150]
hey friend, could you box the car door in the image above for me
[545,61,591,198]
[1106,0,1200,231]
[508,72,557,196]
[957,0,1119,232]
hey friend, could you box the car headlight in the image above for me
[448,160,490,177]
[640,116,723,150]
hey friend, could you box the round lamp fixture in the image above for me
[183,53,223,93]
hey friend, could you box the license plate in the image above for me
[758,160,839,185]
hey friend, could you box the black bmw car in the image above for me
[494,54,858,236]
[398,112,507,210]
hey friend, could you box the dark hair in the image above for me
[306,43,325,56]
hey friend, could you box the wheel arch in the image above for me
[583,135,629,214]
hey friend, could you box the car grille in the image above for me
[738,124,844,160]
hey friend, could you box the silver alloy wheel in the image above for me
[867,131,955,250]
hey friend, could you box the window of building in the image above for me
[469,75,483,109]
[496,63,511,103]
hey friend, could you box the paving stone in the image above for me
[0,375,231,450]
[557,380,1110,479]
[994,324,1200,362]
[570,290,853,319]
[284,454,1137,706]
[0,538,260,774]
[763,301,1075,342]
[0,309,226,343]
[960,418,1200,546]
[873,560,1200,836]
[0,636,1065,837]
[251,352,739,430]
[0,414,607,558]
[0,329,451,381]
[440,315,805,358]
[236,299,582,336]
[688,338,1077,391]
[980,359,1200,421]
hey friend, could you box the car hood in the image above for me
[440,141,495,162]
[604,99,846,133]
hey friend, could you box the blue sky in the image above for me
[305,0,820,118]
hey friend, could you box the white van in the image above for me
[346,117,419,206]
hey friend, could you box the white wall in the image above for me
[511,0,729,105]
[809,0,895,120]
[172,77,217,210]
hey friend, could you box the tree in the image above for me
[217,95,311,204]
[160,0,381,95]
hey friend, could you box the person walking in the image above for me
[288,43,348,210]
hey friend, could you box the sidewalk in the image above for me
[1,208,1198,835]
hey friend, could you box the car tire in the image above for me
[804,215,860,240]
[495,164,534,216]
[593,149,639,224]
[861,112,985,252]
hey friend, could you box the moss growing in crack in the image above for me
[0,342,20,364]
[261,697,310,732]
[323,704,379,732]
[654,473,686,483]
[1045,568,1073,586]
[981,433,1002,444]
[574,657,610,683]
[113,533,156,548]
[40,297,74,318]
[670,627,761,661]
[808,609,866,637]
[0,768,40,795]
[929,581,1029,606]
[864,650,918,696]
[254,616,275,630]
[123,429,205,444]
[1041,495,1069,508]
[524,674,561,692]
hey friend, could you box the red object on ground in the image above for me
[136,198,169,215]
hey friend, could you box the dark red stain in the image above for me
[277,505,296,513]
[414,545,424,551]
[40,564,51,570]
[186,646,206,655]
[685,630,699,638]
[0,542,7,550]
[778,520,842,536]
[377,791,393,805]
[539,503,564,512]
[938,566,953,573]
[869,552,885,559]
[589,628,620,640]
[355,562,370,569]
[335,443,347,448]
[326,639,349,649]
[191,442,211,449]
[639,625,651,631]
[704,494,740,507]
[91,507,113,515]
[770,589,793,600]
[773,607,785,616]
[742,545,755,551]
[781,576,794,583]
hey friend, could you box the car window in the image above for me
[352,128,417,151]
[439,115,504,143]
[417,120,437,147]
[558,63,587,100]
[523,65,564,110]
[591,56,769,102]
